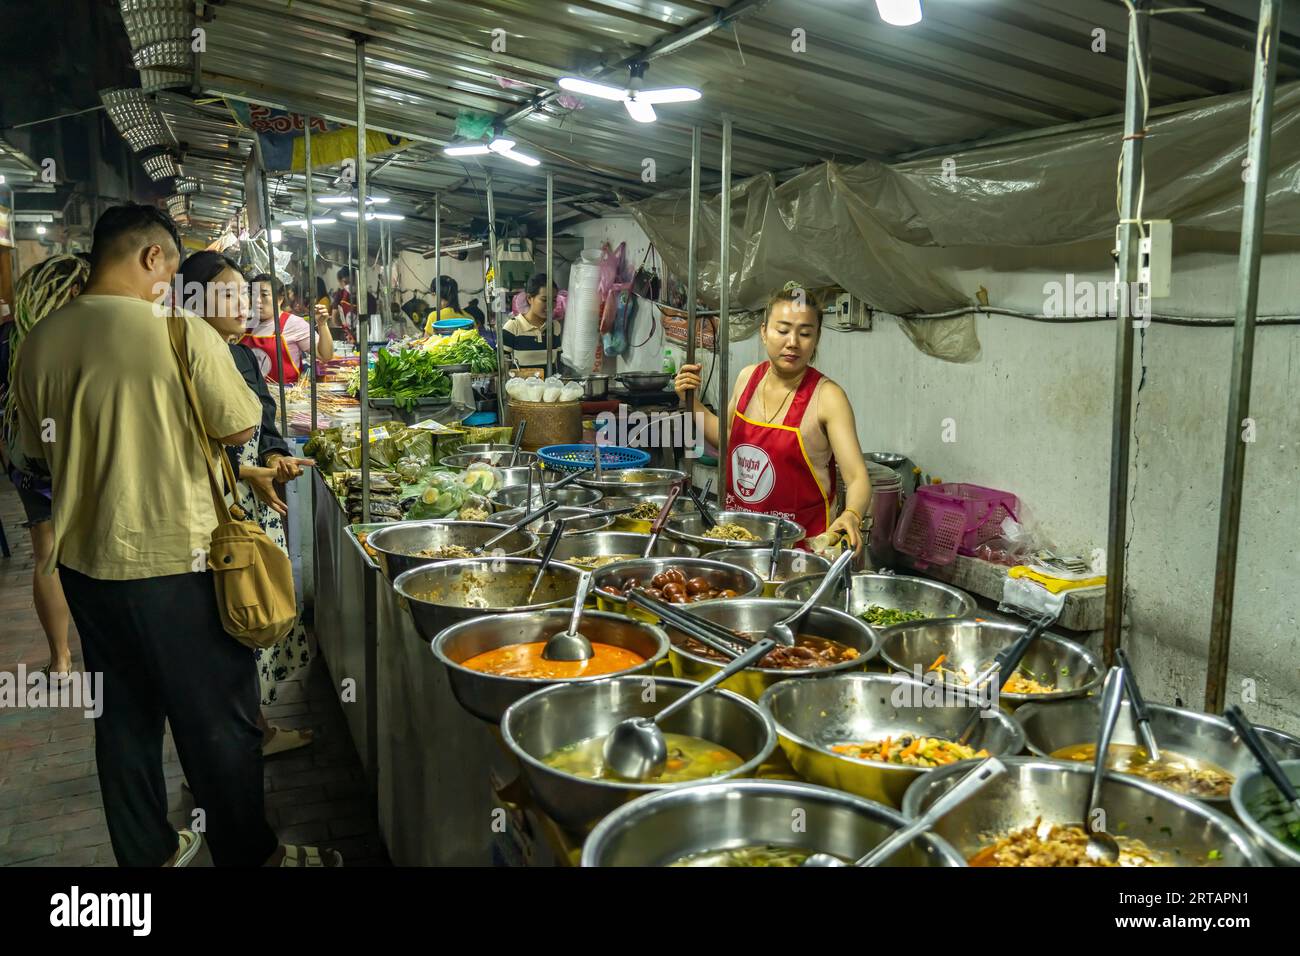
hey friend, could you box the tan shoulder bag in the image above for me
[167,314,297,649]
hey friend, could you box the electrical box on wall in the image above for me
[823,292,871,331]
[1140,219,1172,298]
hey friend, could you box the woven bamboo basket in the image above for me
[506,399,582,451]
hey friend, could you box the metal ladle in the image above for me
[1115,647,1161,762]
[803,758,1007,867]
[764,547,856,648]
[540,571,595,662]
[1082,665,1125,864]
[602,625,777,781]
[473,499,559,555]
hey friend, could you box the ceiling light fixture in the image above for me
[443,125,540,166]
[875,0,923,26]
[281,217,337,227]
[557,62,700,124]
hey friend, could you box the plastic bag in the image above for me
[597,241,627,307]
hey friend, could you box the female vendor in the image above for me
[674,284,870,552]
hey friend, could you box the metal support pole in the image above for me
[717,117,733,497]
[685,125,701,480]
[546,171,554,378]
[260,167,289,441]
[355,37,371,523]
[1205,0,1282,713]
[1102,0,1150,667]
[305,117,318,434]
[433,191,440,332]
[486,171,506,421]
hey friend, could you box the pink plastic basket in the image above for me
[892,483,1019,567]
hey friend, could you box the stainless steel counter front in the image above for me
[311,470,378,784]
[374,575,498,865]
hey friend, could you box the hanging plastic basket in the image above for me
[537,444,651,472]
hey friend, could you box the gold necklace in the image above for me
[760,369,802,422]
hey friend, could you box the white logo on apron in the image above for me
[731,443,775,503]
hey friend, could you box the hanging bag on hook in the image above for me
[631,243,661,302]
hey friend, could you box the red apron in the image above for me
[724,362,836,542]
[241,312,300,385]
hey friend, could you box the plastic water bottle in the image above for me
[662,349,676,375]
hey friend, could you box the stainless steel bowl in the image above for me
[666,598,881,702]
[575,468,686,495]
[431,609,670,724]
[393,557,585,639]
[551,531,700,572]
[501,675,776,831]
[366,520,538,583]
[713,547,830,596]
[581,779,965,867]
[596,494,697,534]
[777,572,977,621]
[903,756,1269,866]
[441,450,539,470]
[589,556,764,619]
[760,672,1025,807]
[496,466,563,489]
[665,510,805,554]
[1017,696,1300,808]
[879,618,1102,710]
[487,484,604,513]
[492,506,613,537]
[1231,758,1300,866]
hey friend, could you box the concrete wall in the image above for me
[574,212,1300,734]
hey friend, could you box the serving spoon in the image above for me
[550,466,593,491]
[1114,647,1160,763]
[803,758,1006,867]
[1224,705,1300,820]
[763,547,856,648]
[642,485,682,557]
[1081,665,1126,864]
[508,420,526,466]
[602,620,777,781]
[540,571,595,662]
[684,481,717,530]
[525,518,568,604]
[765,533,784,583]
[474,500,559,555]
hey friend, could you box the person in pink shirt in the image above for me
[245,273,334,384]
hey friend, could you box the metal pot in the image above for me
[393,557,584,639]
[1231,758,1300,866]
[589,556,764,620]
[776,572,976,621]
[712,547,830,596]
[365,520,538,583]
[575,468,686,496]
[615,371,673,393]
[665,598,881,701]
[878,618,1101,710]
[431,609,670,724]
[759,672,1024,807]
[595,494,697,534]
[903,757,1269,866]
[1016,696,1300,809]
[581,779,965,867]
[492,506,613,537]
[665,511,805,554]
[550,531,700,572]
[487,484,603,513]
[441,450,539,470]
[500,675,776,831]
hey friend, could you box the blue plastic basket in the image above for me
[537,444,651,472]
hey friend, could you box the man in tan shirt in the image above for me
[14,205,330,867]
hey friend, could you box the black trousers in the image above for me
[60,565,279,867]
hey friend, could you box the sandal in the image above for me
[279,845,343,868]
[169,829,202,868]
[262,726,315,757]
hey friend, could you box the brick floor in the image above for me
[0,478,389,866]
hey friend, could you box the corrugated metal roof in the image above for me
[124,0,1300,244]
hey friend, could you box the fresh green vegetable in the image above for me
[424,328,498,372]
[350,348,452,410]
[859,605,930,627]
